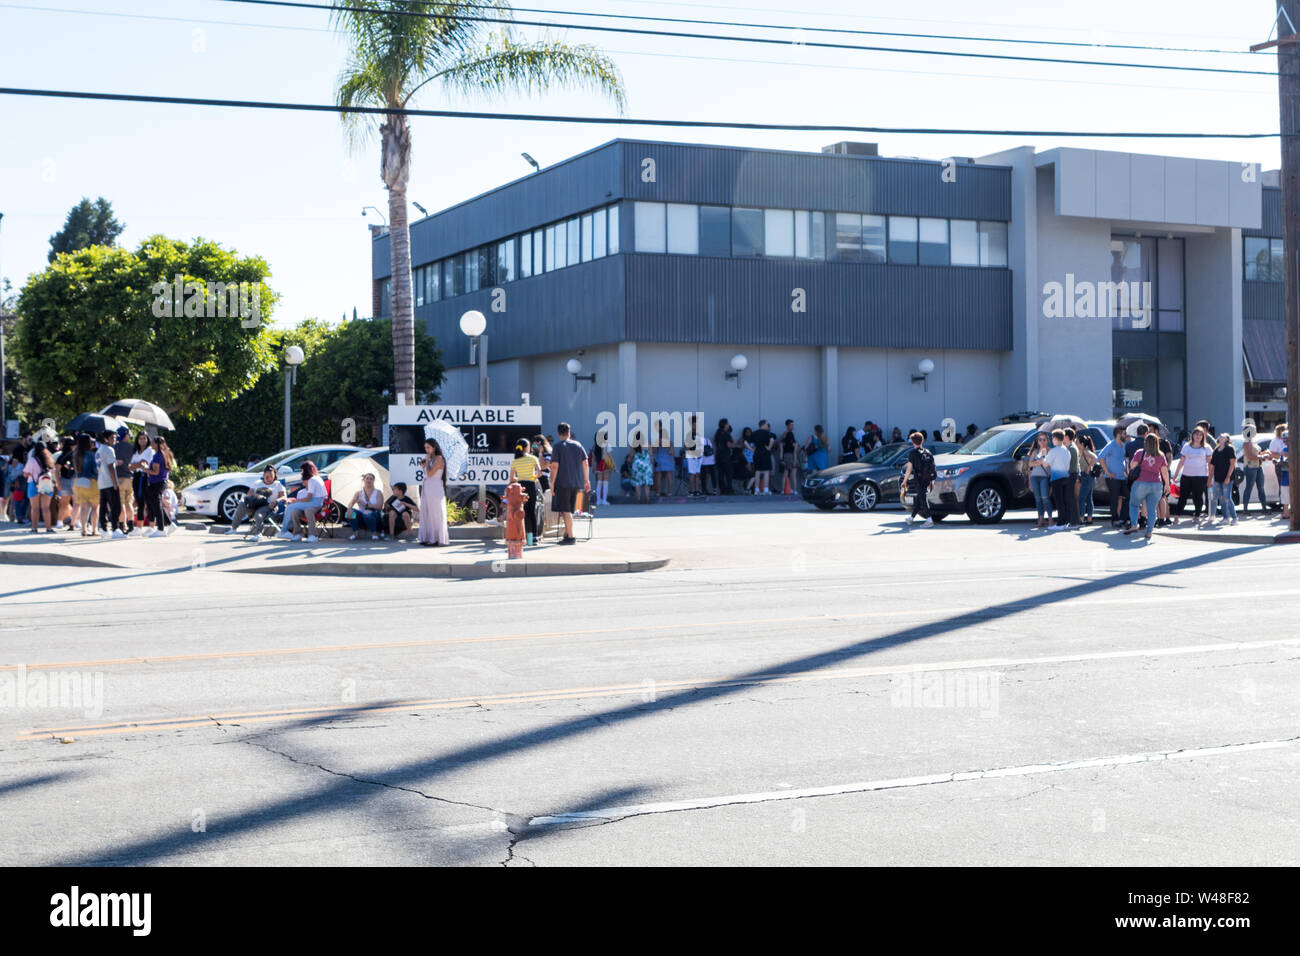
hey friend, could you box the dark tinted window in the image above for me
[700,206,730,256]
[732,208,764,257]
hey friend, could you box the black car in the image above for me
[802,441,960,511]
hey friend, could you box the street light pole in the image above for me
[283,345,305,451]
[460,310,490,522]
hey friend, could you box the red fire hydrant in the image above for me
[504,479,528,559]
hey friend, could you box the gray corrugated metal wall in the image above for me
[1244,279,1284,321]
[624,255,1011,350]
[1244,186,1282,237]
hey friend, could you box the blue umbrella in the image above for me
[65,412,128,434]
[423,421,469,480]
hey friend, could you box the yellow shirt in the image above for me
[511,454,540,482]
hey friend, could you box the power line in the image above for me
[235,0,1265,56]
[0,86,1280,139]
[216,0,1277,77]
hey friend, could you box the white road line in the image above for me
[528,736,1300,828]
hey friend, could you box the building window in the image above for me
[700,205,730,256]
[888,216,918,264]
[545,224,559,271]
[862,215,885,263]
[566,217,581,266]
[520,233,532,278]
[918,218,949,266]
[978,221,1008,267]
[608,204,620,254]
[428,262,441,301]
[1245,236,1283,280]
[413,266,424,307]
[533,229,545,275]
[592,208,607,259]
[447,257,462,297]
[834,213,861,261]
[581,213,594,262]
[732,207,764,257]
[377,278,391,316]
[667,203,699,254]
[794,210,825,259]
[764,208,794,258]
[634,201,666,253]
[497,238,515,284]
[950,219,979,266]
[1272,238,1285,279]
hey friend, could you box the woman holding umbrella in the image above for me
[418,438,450,546]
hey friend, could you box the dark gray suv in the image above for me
[915,421,1111,523]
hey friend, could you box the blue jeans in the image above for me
[1240,466,1265,510]
[282,497,322,534]
[349,509,379,533]
[1129,480,1164,531]
[1077,473,1095,521]
[1030,473,1051,519]
[1212,481,1236,521]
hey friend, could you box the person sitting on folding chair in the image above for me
[277,460,325,542]
[227,466,285,537]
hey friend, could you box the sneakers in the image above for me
[111,530,126,540]
[349,533,358,540]
[146,529,165,538]
[560,536,576,545]
[305,535,318,543]
[905,515,915,525]
[292,534,302,542]
[225,526,238,535]
[275,531,292,540]
[921,518,934,528]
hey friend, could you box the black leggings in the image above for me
[134,473,149,524]
[909,483,930,519]
[144,482,168,530]
[519,480,539,538]
[99,485,123,532]
[1051,477,1079,526]
[1175,475,1208,516]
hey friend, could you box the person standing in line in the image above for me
[1240,429,1267,515]
[95,431,125,538]
[631,441,653,503]
[840,426,860,465]
[1046,429,1076,530]
[510,439,543,545]
[652,421,675,499]
[26,443,56,533]
[1062,428,1081,530]
[890,427,904,444]
[739,426,756,492]
[591,430,615,505]
[1076,433,1098,526]
[806,425,830,473]
[713,419,733,495]
[128,432,154,533]
[54,436,76,530]
[1172,426,1212,525]
[1269,425,1289,520]
[1123,433,1170,542]
[72,433,100,536]
[112,426,134,531]
[750,419,775,495]
[1123,424,1149,529]
[1209,432,1237,525]
[700,432,716,496]
[899,431,936,527]
[1027,431,1053,529]
[548,422,590,545]
[1097,426,1129,527]
[778,419,798,492]
[142,436,176,537]
[683,418,703,498]
[417,439,450,547]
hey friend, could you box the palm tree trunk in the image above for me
[381,118,415,405]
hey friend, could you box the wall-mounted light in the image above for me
[911,358,935,391]
[521,152,540,172]
[412,201,429,217]
[567,357,596,392]
[725,353,748,388]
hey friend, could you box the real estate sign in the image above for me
[386,404,544,489]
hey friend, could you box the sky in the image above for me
[0,0,1287,326]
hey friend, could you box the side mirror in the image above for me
[278,465,293,475]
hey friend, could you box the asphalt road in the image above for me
[1,501,1297,866]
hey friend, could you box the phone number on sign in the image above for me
[417,468,512,484]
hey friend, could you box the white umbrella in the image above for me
[423,421,470,480]
[326,456,390,510]
[1117,412,1165,436]
[1042,413,1087,432]
[99,399,176,430]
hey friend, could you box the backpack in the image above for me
[914,448,936,485]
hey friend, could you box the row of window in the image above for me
[633,201,1008,267]
[409,203,622,306]
[1245,236,1284,281]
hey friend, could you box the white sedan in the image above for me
[182,445,360,522]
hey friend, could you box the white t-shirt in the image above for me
[130,449,154,470]
[297,475,326,500]
[162,488,178,519]
[1045,445,1072,478]
[251,479,285,501]
[1178,444,1212,478]
[355,487,382,510]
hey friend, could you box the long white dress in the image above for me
[418,467,450,544]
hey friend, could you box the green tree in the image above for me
[168,316,444,466]
[48,197,125,262]
[333,1,625,404]
[15,236,279,422]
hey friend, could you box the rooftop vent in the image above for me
[821,141,878,157]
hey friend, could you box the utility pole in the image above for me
[1259,1,1300,537]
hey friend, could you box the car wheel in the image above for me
[324,501,344,525]
[966,481,1006,524]
[216,487,247,524]
[813,501,838,511]
[849,481,879,512]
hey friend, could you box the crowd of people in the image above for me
[1023,419,1289,539]
[1,428,179,537]
[605,416,981,502]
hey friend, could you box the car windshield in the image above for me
[954,428,1032,456]
[862,442,903,465]
[251,449,295,471]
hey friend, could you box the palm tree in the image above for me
[334,1,626,405]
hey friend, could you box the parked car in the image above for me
[801,441,959,511]
[181,444,360,522]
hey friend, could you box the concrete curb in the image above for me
[0,549,123,569]
[1154,530,1278,546]
[225,555,670,578]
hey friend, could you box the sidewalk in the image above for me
[0,524,668,578]
[1155,514,1296,546]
